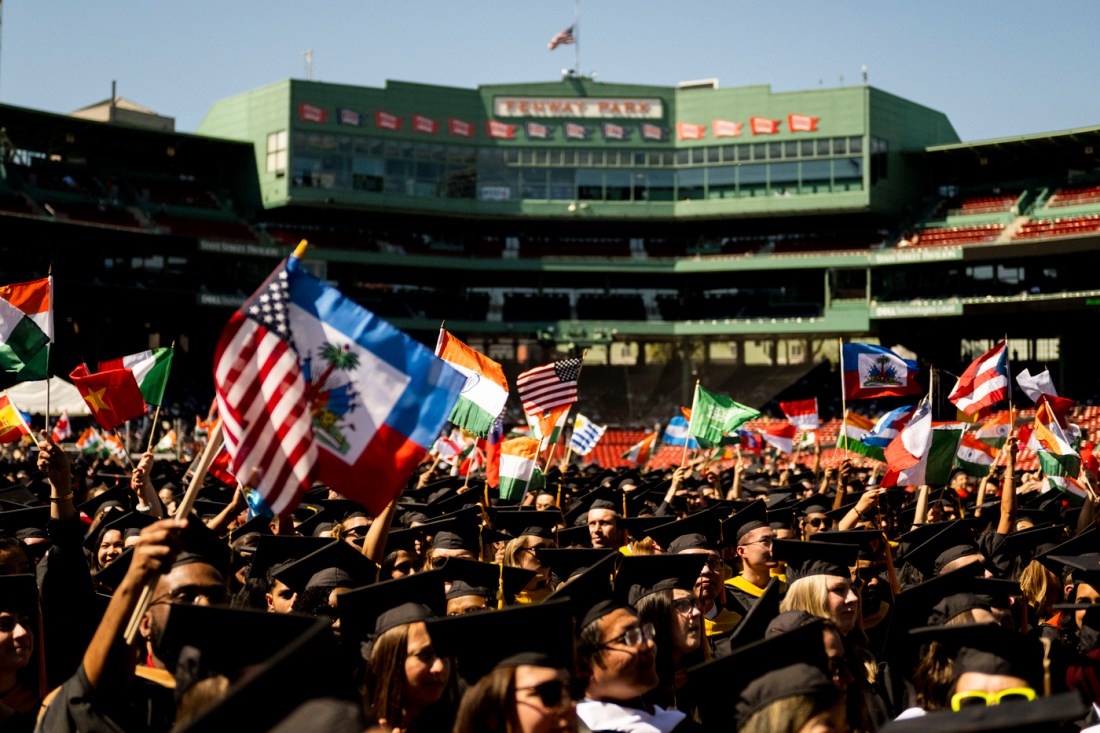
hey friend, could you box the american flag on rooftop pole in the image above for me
[547,25,575,51]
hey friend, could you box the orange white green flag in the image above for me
[0,394,31,443]
[0,277,52,385]
[622,432,658,466]
[434,329,509,438]
[498,436,541,500]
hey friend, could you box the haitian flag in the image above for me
[213,247,466,516]
[841,343,922,400]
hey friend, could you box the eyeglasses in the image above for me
[516,679,571,709]
[600,622,656,650]
[702,556,724,571]
[672,597,700,616]
[740,538,773,548]
[950,687,1036,711]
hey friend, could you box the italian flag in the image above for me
[835,411,884,462]
[435,329,509,438]
[70,348,173,431]
[498,437,541,500]
[955,433,998,476]
[1047,475,1089,505]
[622,432,657,465]
[0,394,31,443]
[0,277,52,384]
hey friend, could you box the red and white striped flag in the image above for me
[779,398,819,430]
[374,111,402,131]
[516,359,581,415]
[449,118,474,138]
[412,114,439,134]
[487,120,516,139]
[548,25,575,50]
[676,123,707,141]
[948,341,1009,417]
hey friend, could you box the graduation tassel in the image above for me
[496,561,505,610]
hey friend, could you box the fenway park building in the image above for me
[1,77,1098,424]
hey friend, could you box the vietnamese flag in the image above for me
[70,348,174,431]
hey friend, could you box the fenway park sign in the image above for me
[494,97,664,119]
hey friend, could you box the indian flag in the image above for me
[1034,401,1080,477]
[956,433,998,476]
[528,405,570,451]
[0,277,52,384]
[155,429,178,453]
[0,394,30,443]
[76,427,104,454]
[1047,475,1088,505]
[435,329,509,437]
[975,412,1013,448]
[498,437,541,500]
[622,432,657,465]
[103,432,128,462]
[835,411,884,462]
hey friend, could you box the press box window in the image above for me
[266,131,288,177]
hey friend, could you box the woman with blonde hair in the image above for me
[496,512,559,605]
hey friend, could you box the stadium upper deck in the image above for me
[1,77,1099,419]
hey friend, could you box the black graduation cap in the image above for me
[535,547,616,585]
[617,515,671,542]
[687,615,831,728]
[812,528,886,561]
[772,538,859,583]
[878,690,1090,733]
[555,524,592,548]
[645,508,724,553]
[92,545,134,590]
[794,495,833,517]
[0,504,50,536]
[562,485,623,526]
[270,539,376,594]
[436,556,534,605]
[158,602,323,676]
[85,510,157,551]
[902,521,982,579]
[613,554,708,607]
[492,509,561,541]
[1001,523,1069,565]
[173,516,233,577]
[767,506,795,531]
[337,569,446,644]
[428,488,484,514]
[382,527,422,555]
[720,577,782,653]
[1045,554,1100,591]
[1036,527,1100,577]
[426,599,575,685]
[290,504,332,537]
[171,613,345,733]
[0,482,43,507]
[0,573,38,616]
[544,550,624,630]
[906,623,1044,689]
[227,514,273,542]
[247,535,336,582]
[420,505,483,551]
[79,485,133,522]
[721,500,769,546]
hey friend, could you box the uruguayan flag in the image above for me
[568,414,606,456]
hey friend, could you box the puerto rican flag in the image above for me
[712,119,743,138]
[676,123,706,141]
[779,398,819,430]
[526,121,552,140]
[788,114,819,133]
[602,122,628,141]
[641,124,667,141]
[375,111,402,131]
[449,118,475,138]
[948,341,1009,417]
[337,107,363,126]
[565,123,589,140]
[412,114,439,134]
[298,104,328,123]
[487,120,517,139]
[750,117,780,134]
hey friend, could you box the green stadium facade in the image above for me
[1,77,1099,423]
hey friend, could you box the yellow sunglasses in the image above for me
[950,687,1036,711]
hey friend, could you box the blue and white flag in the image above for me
[568,414,606,456]
[863,405,918,449]
[662,415,699,449]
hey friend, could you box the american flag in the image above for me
[516,358,581,415]
[547,25,575,50]
[213,258,317,515]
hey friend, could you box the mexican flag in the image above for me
[71,348,174,431]
[0,277,52,386]
[498,437,541,500]
[687,384,760,449]
[0,394,31,443]
[435,329,509,437]
[835,411,884,462]
[955,433,998,476]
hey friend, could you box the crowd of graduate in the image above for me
[4,429,1100,733]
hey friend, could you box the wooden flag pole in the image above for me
[838,338,851,460]
[110,428,137,471]
[123,420,224,645]
[682,380,699,467]
[559,443,574,472]
[44,264,53,437]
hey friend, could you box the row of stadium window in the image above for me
[282,131,884,168]
[290,157,870,201]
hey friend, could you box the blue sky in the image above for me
[3,1,1098,141]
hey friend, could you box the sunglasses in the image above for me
[807,517,834,528]
[516,679,571,709]
[950,687,1036,711]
